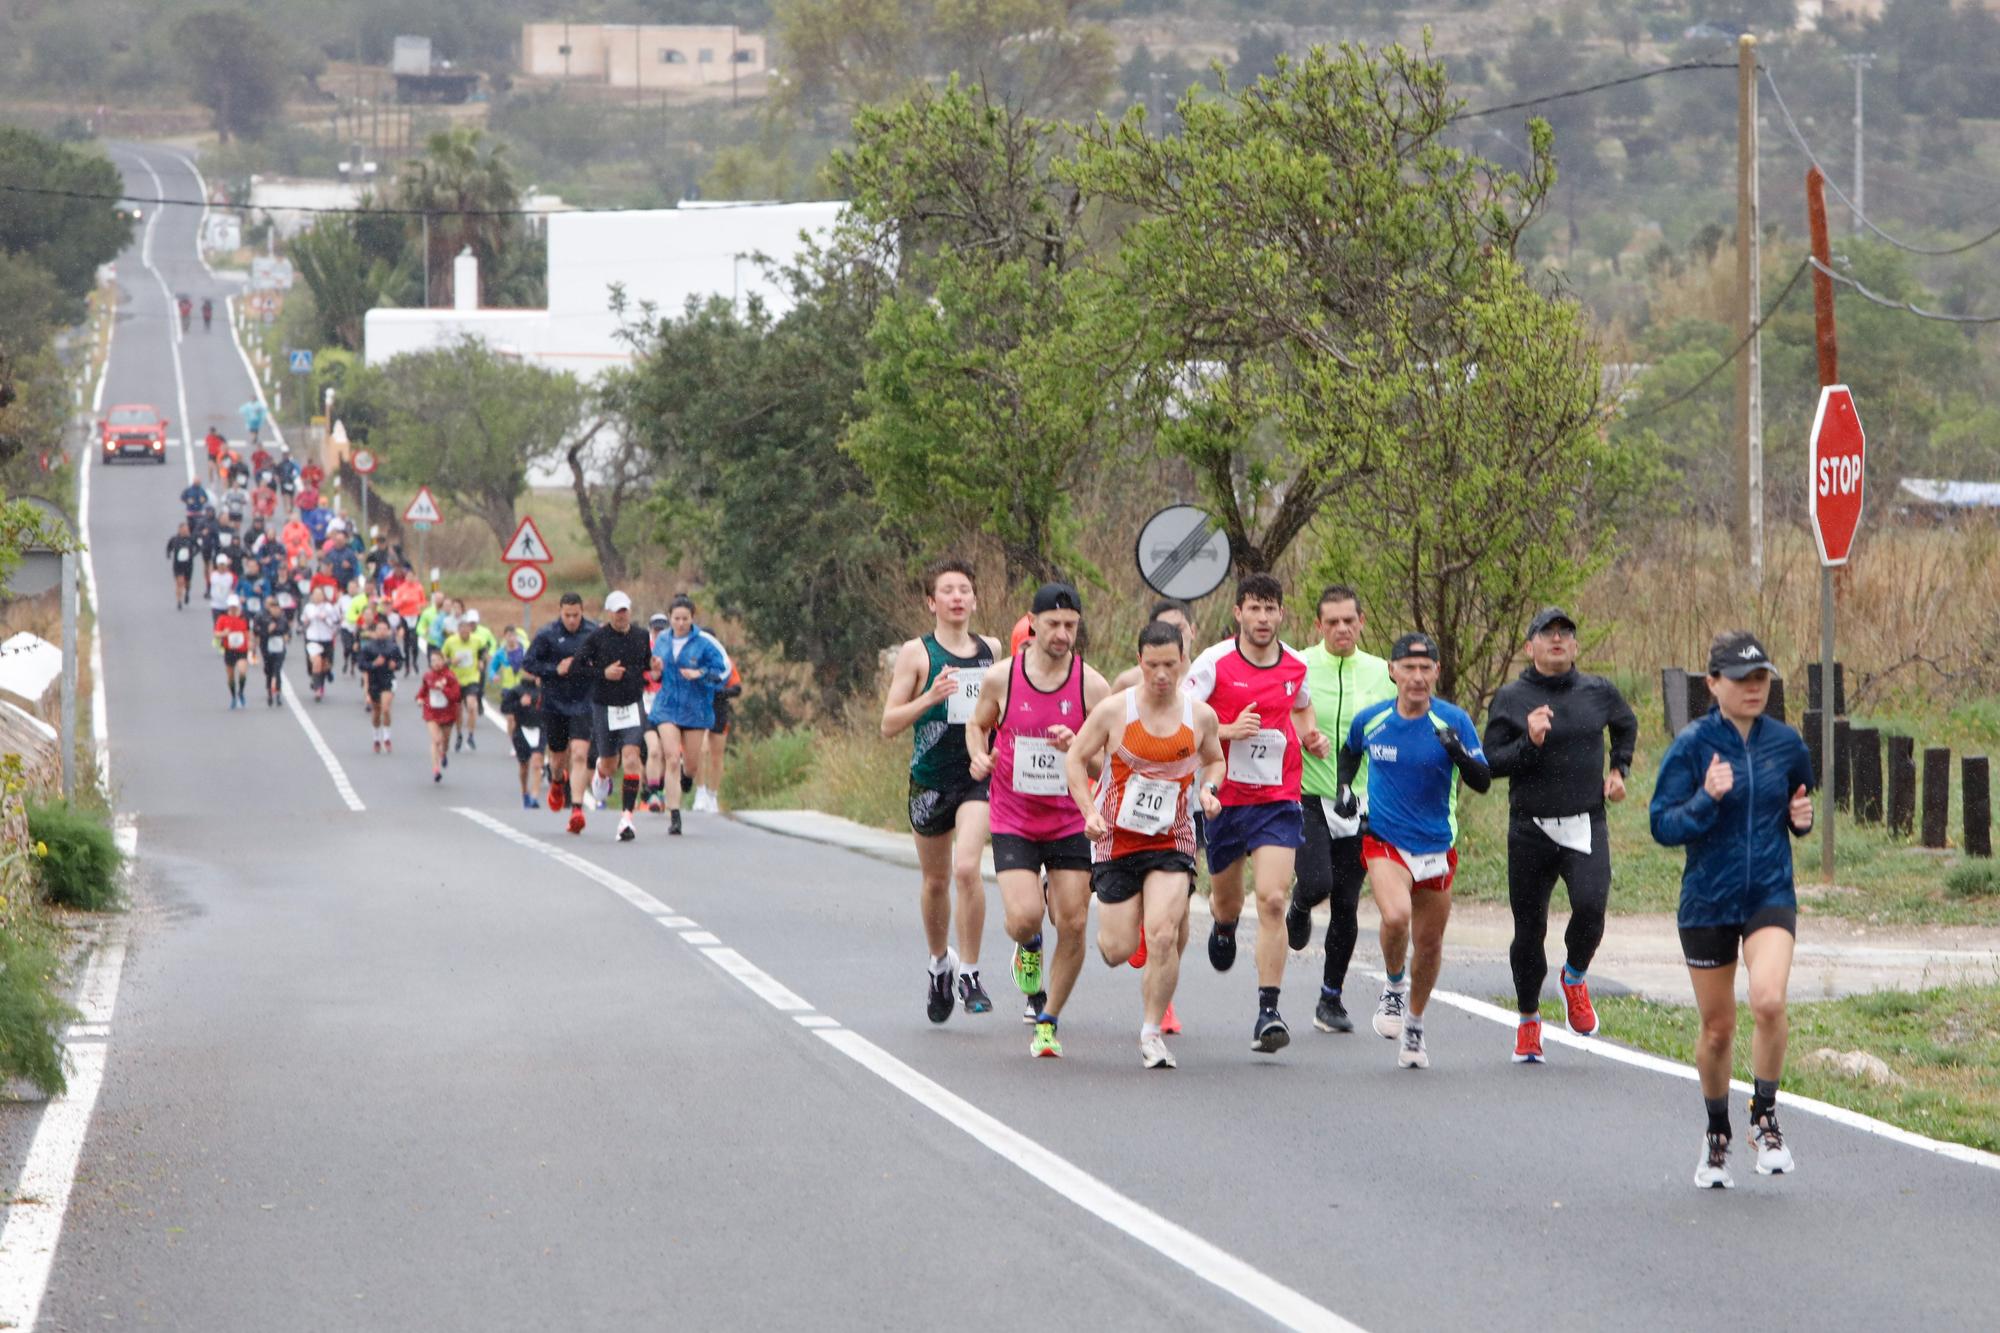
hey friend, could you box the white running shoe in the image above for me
[1373,984,1408,1039]
[1397,1022,1429,1069]
[697,787,717,813]
[1695,1132,1735,1189]
[1140,1033,1177,1070]
[616,812,636,842]
[1751,1115,1795,1175]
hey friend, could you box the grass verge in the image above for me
[1592,987,2000,1154]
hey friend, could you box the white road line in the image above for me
[1419,984,2000,1172]
[0,844,136,1331]
[678,930,720,945]
[164,150,219,280]
[453,809,676,916]
[280,671,365,811]
[127,153,196,485]
[451,808,1365,1332]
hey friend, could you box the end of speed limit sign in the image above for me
[508,563,547,602]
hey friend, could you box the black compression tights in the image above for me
[1506,816,1612,1013]
[1294,796,1367,993]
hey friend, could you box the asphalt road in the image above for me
[6,141,1997,1331]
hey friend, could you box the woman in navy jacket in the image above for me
[646,594,732,826]
[1650,630,1814,1190]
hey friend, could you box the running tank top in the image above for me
[1092,692,1200,862]
[910,633,995,790]
[988,651,1087,841]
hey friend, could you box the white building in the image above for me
[362,201,846,379]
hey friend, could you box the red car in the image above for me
[100,403,170,465]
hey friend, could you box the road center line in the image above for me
[450,807,1364,1332]
[280,671,365,812]
[127,152,196,485]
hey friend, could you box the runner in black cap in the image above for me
[1482,607,1638,1063]
[1651,629,1814,1188]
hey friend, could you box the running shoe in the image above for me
[383,739,392,754]
[1023,990,1046,1025]
[1012,941,1044,997]
[547,779,567,812]
[1129,932,1148,969]
[646,794,664,813]
[1161,1002,1180,1035]
[1513,1018,1545,1064]
[522,794,538,810]
[373,740,381,754]
[1284,896,1312,952]
[1140,1033,1177,1070]
[1252,1008,1291,1054]
[1030,1020,1062,1058]
[617,812,636,843]
[927,949,958,1023]
[1695,1132,1735,1189]
[441,751,448,770]
[466,733,476,752]
[1397,1023,1429,1069]
[454,732,463,752]
[957,972,992,1014]
[1561,975,1600,1036]
[567,808,586,836]
[1313,994,1354,1034]
[1207,923,1237,972]
[680,772,694,794]
[668,808,682,836]
[1750,1114,1794,1175]
[1373,984,1407,1039]
[432,768,441,783]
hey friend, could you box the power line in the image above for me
[1452,60,1736,123]
[1616,257,1811,424]
[0,181,815,219]
[1761,66,2000,257]
[1808,255,2000,324]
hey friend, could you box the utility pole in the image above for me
[1842,53,1875,235]
[1735,34,1764,585]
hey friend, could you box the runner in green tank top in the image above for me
[881,558,1001,1023]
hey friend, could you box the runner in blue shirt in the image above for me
[1335,632,1490,1070]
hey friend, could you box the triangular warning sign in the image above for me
[502,514,552,564]
[403,485,443,525]
[330,419,350,446]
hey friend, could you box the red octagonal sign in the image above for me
[1809,384,1866,566]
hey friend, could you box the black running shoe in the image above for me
[1313,994,1354,1033]
[927,957,957,1024]
[1208,923,1238,972]
[1285,897,1312,952]
[1252,1008,1291,1053]
[1023,989,1046,1024]
[668,808,682,836]
[958,973,993,1014]
[680,772,694,794]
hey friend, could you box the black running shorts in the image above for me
[1679,904,1798,969]
[1091,849,1197,904]
[991,832,1092,876]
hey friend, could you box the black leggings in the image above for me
[1507,813,1612,1013]
[1293,795,1368,994]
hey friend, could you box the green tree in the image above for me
[0,127,132,318]
[369,338,586,547]
[1066,42,1561,577]
[171,9,289,143]
[396,127,520,308]
[287,217,418,352]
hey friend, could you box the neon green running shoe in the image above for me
[1031,1020,1063,1059]
[1012,941,1044,997]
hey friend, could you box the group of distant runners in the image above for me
[883,559,1812,1190]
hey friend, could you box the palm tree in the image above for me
[395,127,519,308]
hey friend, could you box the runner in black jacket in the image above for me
[1482,607,1639,1063]
[522,593,598,830]
[577,590,656,842]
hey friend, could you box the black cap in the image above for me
[1031,582,1082,615]
[1708,631,1780,680]
[1390,632,1439,662]
[1527,606,1576,638]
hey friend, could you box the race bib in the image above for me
[1325,803,1362,840]
[607,702,641,731]
[1227,729,1287,787]
[521,727,542,749]
[225,631,246,650]
[1116,775,1180,836]
[428,689,449,710]
[945,669,983,725]
[266,635,285,655]
[1010,737,1068,797]
[175,546,191,562]
[1400,848,1452,882]
[1532,814,1593,855]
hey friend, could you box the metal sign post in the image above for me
[1809,385,1866,883]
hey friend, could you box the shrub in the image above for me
[26,800,123,910]
[1945,863,2000,900]
[0,919,75,1095]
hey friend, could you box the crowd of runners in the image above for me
[171,462,742,837]
[883,559,1813,1191]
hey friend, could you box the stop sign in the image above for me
[1809,384,1866,566]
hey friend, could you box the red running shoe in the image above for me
[1513,1017,1545,1064]
[567,808,586,836]
[1130,932,1148,969]
[1161,1002,1180,1035]
[547,778,567,812]
[1561,976,1600,1036]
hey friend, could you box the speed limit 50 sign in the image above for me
[508,563,547,602]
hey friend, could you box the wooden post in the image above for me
[1965,757,1992,858]
[1803,709,1824,792]
[1685,674,1713,731]
[1805,661,1847,715]
[1736,35,1764,584]
[1922,747,1951,849]
[1661,668,1691,737]
[1852,728,1883,824]
[1834,718,1853,811]
[1886,734,1915,838]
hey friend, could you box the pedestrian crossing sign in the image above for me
[288,348,314,374]
[502,514,552,564]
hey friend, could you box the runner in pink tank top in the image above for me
[967,583,1111,1059]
